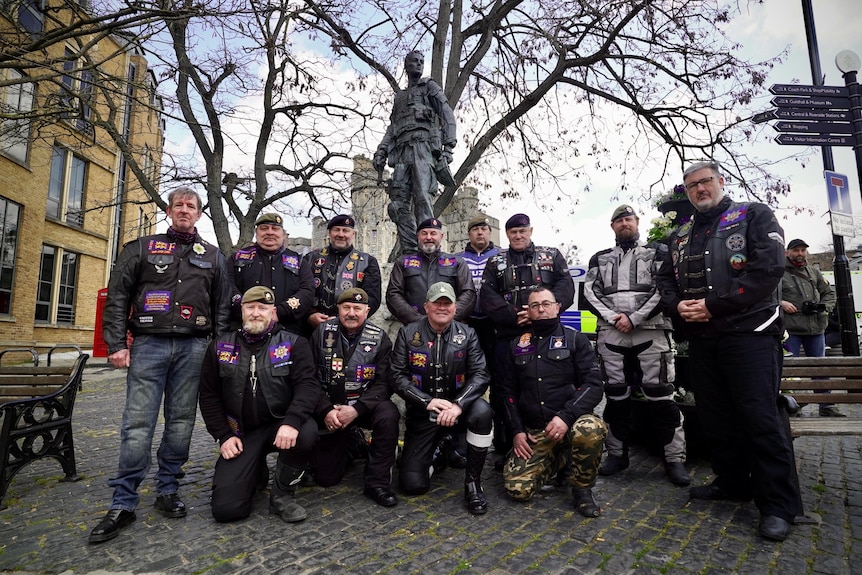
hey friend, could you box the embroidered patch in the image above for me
[517,333,532,348]
[234,248,256,261]
[180,305,193,320]
[438,256,457,267]
[719,205,748,230]
[192,243,206,256]
[453,333,465,345]
[342,272,354,279]
[409,351,428,369]
[287,297,300,309]
[227,414,240,436]
[138,316,153,323]
[143,291,171,312]
[410,332,423,347]
[196,316,208,326]
[217,342,239,364]
[725,233,746,251]
[551,335,566,349]
[454,350,465,359]
[403,255,422,268]
[357,272,365,281]
[346,261,355,271]
[411,374,422,388]
[269,341,292,368]
[324,331,336,349]
[282,254,299,270]
[455,373,465,389]
[730,253,748,270]
[355,365,376,380]
[514,343,535,355]
[331,357,343,372]
[147,239,176,255]
[314,257,326,267]
[314,278,321,288]
[341,280,353,290]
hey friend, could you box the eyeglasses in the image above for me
[528,301,559,310]
[685,176,717,191]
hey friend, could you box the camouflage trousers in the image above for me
[503,414,607,501]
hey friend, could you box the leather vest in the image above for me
[130,234,220,335]
[309,247,371,315]
[214,330,298,434]
[314,319,385,406]
[487,247,558,310]
[403,320,471,399]
[401,252,461,313]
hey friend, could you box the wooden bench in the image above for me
[781,356,862,437]
[0,350,89,509]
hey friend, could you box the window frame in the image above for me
[0,197,21,316]
[0,68,34,163]
[47,145,88,228]
[35,245,79,325]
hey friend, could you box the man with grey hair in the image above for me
[656,161,801,542]
[91,187,232,543]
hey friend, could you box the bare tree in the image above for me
[300,0,788,214]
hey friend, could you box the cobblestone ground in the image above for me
[0,363,860,575]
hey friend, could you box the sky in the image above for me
[158,1,862,263]
[519,0,862,263]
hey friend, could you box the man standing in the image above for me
[229,212,314,334]
[500,287,607,517]
[386,217,475,325]
[391,282,493,514]
[481,213,574,457]
[198,287,320,523]
[583,205,689,486]
[90,187,232,543]
[373,51,457,255]
[459,215,499,358]
[310,288,400,507]
[656,160,801,542]
[781,238,841,417]
[304,214,382,332]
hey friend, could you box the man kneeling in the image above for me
[499,286,607,517]
[199,286,321,522]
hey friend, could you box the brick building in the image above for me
[0,2,163,351]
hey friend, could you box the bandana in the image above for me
[167,226,198,245]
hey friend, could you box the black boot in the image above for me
[598,447,629,476]
[464,445,488,515]
[271,460,307,523]
[431,435,450,476]
[572,488,601,517]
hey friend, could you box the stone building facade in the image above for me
[0,3,163,351]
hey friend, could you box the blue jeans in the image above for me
[108,335,208,511]
[785,333,826,358]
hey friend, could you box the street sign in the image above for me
[769,84,849,97]
[826,171,852,215]
[751,110,776,124]
[773,121,853,134]
[774,108,852,121]
[775,134,854,146]
[771,96,851,109]
[831,213,855,237]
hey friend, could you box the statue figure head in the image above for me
[404,51,425,79]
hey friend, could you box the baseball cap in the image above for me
[426,282,456,302]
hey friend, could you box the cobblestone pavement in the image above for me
[1,360,860,575]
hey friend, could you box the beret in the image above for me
[417,218,443,231]
[505,213,530,230]
[242,286,275,305]
[337,287,369,305]
[610,205,636,223]
[467,215,490,230]
[255,213,283,227]
[327,214,355,229]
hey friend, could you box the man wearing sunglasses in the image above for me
[656,161,801,542]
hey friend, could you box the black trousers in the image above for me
[313,400,400,489]
[399,398,493,494]
[211,418,317,522]
[688,334,802,521]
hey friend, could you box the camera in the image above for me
[801,301,826,315]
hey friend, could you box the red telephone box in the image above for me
[92,288,109,357]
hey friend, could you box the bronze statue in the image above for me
[373,51,457,255]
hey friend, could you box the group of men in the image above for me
[90,157,810,545]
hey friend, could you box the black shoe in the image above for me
[572,488,601,518]
[465,481,487,515]
[363,486,398,507]
[88,509,136,543]
[664,461,691,486]
[689,482,750,501]
[154,493,187,518]
[819,406,846,417]
[598,453,629,476]
[758,515,792,541]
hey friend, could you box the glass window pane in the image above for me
[35,245,54,322]
[47,147,64,219]
[57,251,78,324]
[0,197,19,314]
[66,156,86,227]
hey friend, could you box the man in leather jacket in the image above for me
[90,187,232,544]
[199,286,320,523]
[391,282,492,514]
[656,160,801,542]
[499,286,607,517]
[303,214,382,333]
[310,288,400,507]
[386,217,474,324]
[229,212,314,334]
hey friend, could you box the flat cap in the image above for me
[337,287,369,305]
[241,286,276,305]
[787,238,809,250]
[417,217,443,231]
[255,213,283,227]
[327,214,355,229]
[505,213,530,230]
[426,281,456,302]
[467,215,491,230]
[611,205,637,222]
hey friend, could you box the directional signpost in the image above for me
[749,83,857,146]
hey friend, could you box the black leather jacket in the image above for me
[303,246,382,317]
[199,327,321,444]
[386,250,475,324]
[103,232,232,354]
[391,318,489,413]
[499,319,604,434]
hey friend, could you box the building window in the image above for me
[0,197,21,315]
[0,69,34,163]
[47,146,87,228]
[35,245,78,324]
[60,47,93,135]
[138,207,151,238]
[17,0,44,35]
